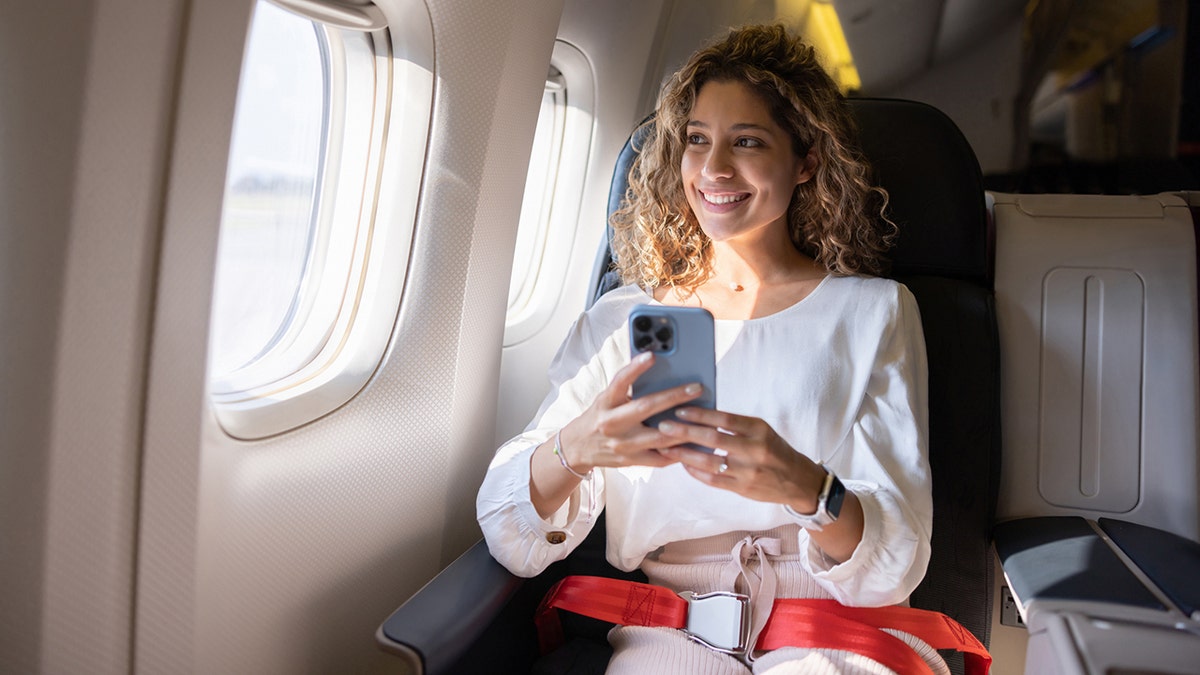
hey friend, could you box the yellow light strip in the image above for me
[806,1,861,94]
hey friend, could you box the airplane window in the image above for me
[210,1,325,380]
[207,0,433,438]
[504,41,595,346]
[508,68,567,315]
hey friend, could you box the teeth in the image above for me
[703,192,748,205]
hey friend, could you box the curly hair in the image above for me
[610,24,896,291]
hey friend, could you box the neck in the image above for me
[710,238,814,290]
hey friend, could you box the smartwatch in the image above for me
[785,465,845,531]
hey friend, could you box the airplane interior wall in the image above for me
[132,0,563,673]
[1,1,187,672]
[0,3,93,671]
[493,0,671,445]
[2,0,563,672]
[4,1,1197,674]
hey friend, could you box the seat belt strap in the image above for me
[759,605,935,674]
[763,599,991,675]
[535,576,688,652]
[536,575,991,675]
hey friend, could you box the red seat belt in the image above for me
[536,575,991,675]
[762,599,991,675]
[535,576,687,654]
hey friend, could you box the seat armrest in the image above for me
[995,517,1200,675]
[376,539,525,675]
[1099,517,1200,619]
[993,516,1164,622]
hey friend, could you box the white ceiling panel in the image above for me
[935,0,1026,62]
[834,0,943,92]
[834,0,1026,93]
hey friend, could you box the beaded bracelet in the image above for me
[553,430,591,480]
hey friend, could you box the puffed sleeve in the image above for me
[476,313,614,577]
[797,283,932,606]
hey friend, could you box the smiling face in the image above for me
[680,79,815,248]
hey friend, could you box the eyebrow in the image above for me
[686,120,777,134]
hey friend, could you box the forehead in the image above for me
[688,79,780,130]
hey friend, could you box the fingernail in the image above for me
[684,383,701,395]
[658,421,677,433]
[638,351,653,363]
[676,407,691,418]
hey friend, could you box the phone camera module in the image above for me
[632,312,678,353]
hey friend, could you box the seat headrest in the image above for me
[605,98,990,288]
[850,98,989,285]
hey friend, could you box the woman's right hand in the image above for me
[529,351,706,518]
[560,351,707,471]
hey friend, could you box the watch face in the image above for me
[825,475,846,520]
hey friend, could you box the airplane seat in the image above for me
[377,98,1000,675]
[842,98,999,675]
[592,98,999,674]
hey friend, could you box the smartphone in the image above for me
[628,304,717,452]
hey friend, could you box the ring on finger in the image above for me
[717,461,729,474]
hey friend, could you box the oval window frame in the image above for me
[208,0,434,439]
[503,40,595,346]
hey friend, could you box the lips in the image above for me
[700,190,749,206]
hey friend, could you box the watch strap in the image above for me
[784,465,843,531]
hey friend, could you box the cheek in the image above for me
[679,161,701,202]
[679,155,700,184]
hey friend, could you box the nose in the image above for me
[701,144,734,179]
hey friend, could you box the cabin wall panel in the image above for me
[137,0,563,673]
[1,0,189,672]
[43,0,189,668]
[494,0,671,446]
[0,2,95,672]
[134,0,251,670]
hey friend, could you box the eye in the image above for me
[686,132,707,145]
[735,136,762,148]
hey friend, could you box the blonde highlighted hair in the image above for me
[610,24,896,291]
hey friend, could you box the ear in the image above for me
[794,148,818,185]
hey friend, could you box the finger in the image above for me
[673,406,752,433]
[633,448,681,468]
[657,417,735,453]
[679,461,733,487]
[592,424,686,463]
[659,444,729,475]
[676,409,779,454]
[623,381,706,423]
[599,351,657,406]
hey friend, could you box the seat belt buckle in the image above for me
[678,590,751,654]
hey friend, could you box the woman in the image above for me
[478,24,944,674]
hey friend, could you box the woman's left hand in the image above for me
[656,406,826,510]
[657,405,865,562]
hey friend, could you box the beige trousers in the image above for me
[604,525,951,675]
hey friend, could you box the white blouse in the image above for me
[476,276,932,607]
